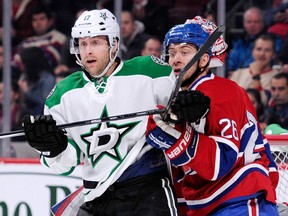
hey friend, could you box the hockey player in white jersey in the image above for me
[21,9,178,216]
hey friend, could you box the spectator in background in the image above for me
[203,9,217,24]
[55,8,85,74]
[17,47,55,117]
[264,2,288,27]
[55,70,72,84]
[120,10,149,60]
[268,7,288,41]
[0,0,40,47]
[226,7,282,75]
[12,5,67,70]
[246,88,266,131]
[141,36,162,58]
[262,73,288,130]
[229,34,278,105]
[277,34,288,73]
[123,0,171,40]
[0,79,21,131]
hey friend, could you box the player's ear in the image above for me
[199,53,210,68]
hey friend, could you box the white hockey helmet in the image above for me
[70,9,120,77]
[185,16,228,68]
[71,9,120,54]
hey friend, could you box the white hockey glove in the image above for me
[146,113,199,166]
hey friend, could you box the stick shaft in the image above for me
[0,108,166,139]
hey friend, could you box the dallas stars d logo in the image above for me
[81,107,140,167]
[100,12,108,21]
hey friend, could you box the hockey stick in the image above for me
[0,108,166,139]
[0,25,225,139]
[162,24,225,120]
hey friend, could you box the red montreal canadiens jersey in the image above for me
[174,72,279,215]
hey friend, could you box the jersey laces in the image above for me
[94,77,108,94]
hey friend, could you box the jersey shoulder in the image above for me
[200,75,244,97]
[117,55,172,78]
[46,71,88,108]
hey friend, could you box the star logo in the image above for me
[81,107,140,167]
[100,12,108,21]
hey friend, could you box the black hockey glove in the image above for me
[170,90,211,123]
[21,115,68,158]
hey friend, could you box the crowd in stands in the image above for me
[226,2,288,133]
[1,0,288,156]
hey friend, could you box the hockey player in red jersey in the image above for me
[146,16,279,216]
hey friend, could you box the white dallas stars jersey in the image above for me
[41,55,175,201]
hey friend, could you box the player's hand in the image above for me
[146,113,198,166]
[21,115,68,158]
[171,90,210,123]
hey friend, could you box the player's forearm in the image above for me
[183,134,238,181]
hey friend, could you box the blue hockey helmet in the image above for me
[162,23,212,62]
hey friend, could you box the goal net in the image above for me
[266,135,288,204]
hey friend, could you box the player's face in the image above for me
[79,36,110,77]
[168,43,209,88]
[168,43,198,77]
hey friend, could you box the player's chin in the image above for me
[85,67,97,75]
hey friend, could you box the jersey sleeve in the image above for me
[40,73,85,175]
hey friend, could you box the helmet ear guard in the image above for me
[70,38,79,54]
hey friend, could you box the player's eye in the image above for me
[168,52,176,58]
[92,40,99,46]
[79,42,87,47]
[181,51,189,56]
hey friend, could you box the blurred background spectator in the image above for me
[261,73,288,130]
[226,6,283,76]
[229,34,278,105]
[0,79,21,131]
[277,34,288,73]
[54,8,85,74]
[123,0,171,40]
[246,88,266,131]
[11,4,67,71]
[120,10,149,60]
[267,7,288,41]
[203,9,217,24]
[141,35,162,58]
[17,47,55,117]
[0,0,40,47]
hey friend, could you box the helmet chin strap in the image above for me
[75,47,117,79]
